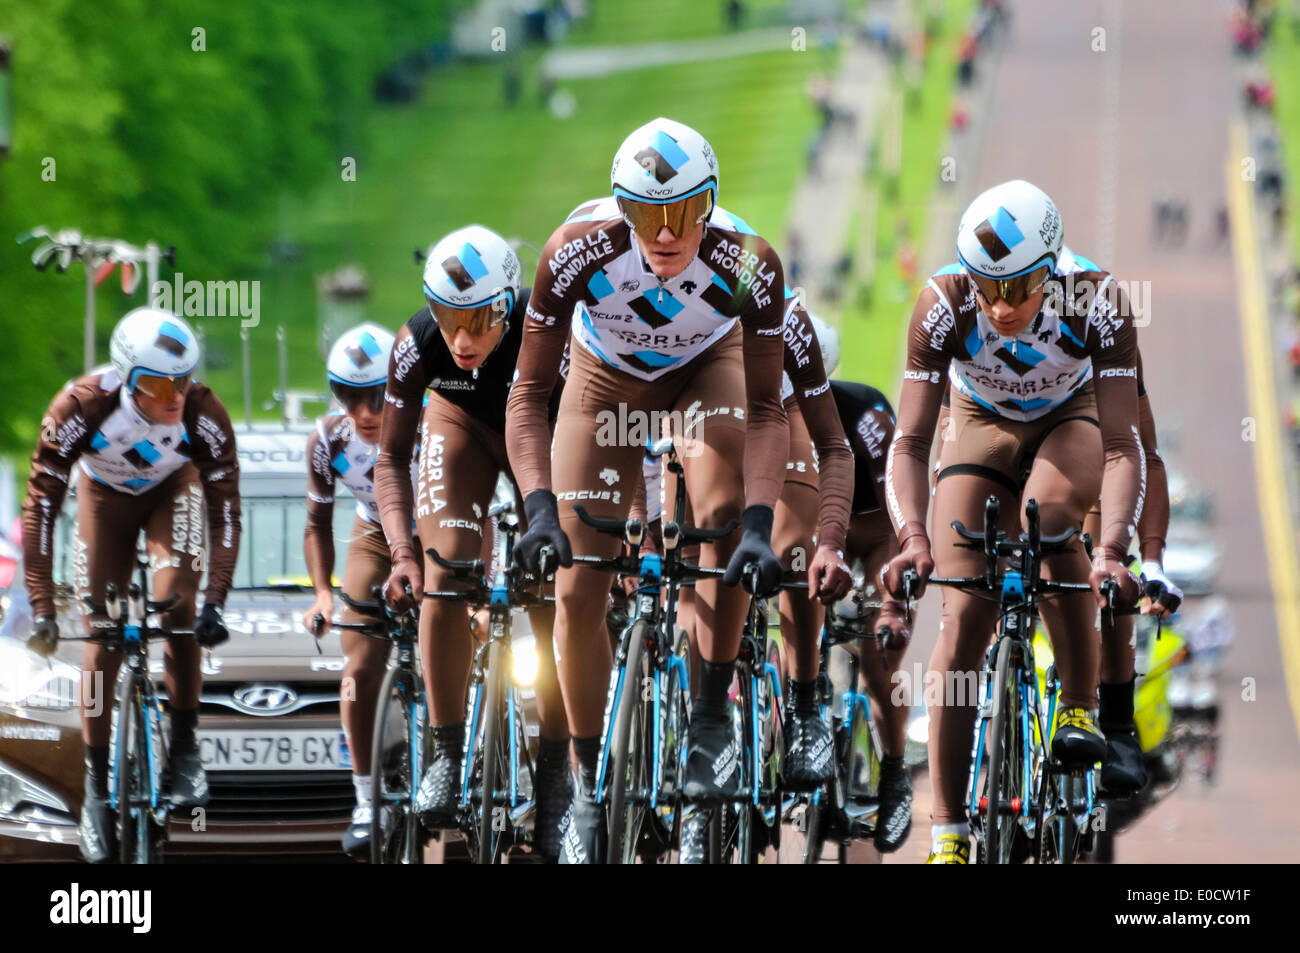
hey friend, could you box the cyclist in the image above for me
[882,181,1145,864]
[303,322,424,856]
[928,268,1182,800]
[21,307,241,863]
[374,225,572,859]
[506,118,815,863]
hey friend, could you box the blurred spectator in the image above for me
[952,103,969,132]
[1216,205,1231,245]
[787,231,804,286]
[725,0,744,31]
[1245,78,1274,111]
[958,33,978,86]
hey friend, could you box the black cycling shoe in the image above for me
[681,708,742,802]
[168,741,210,808]
[413,750,461,829]
[532,755,574,860]
[341,802,391,859]
[782,708,833,792]
[873,757,913,853]
[78,787,117,864]
[678,808,710,865]
[557,789,607,865]
[1099,725,1147,797]
[1050,707,1107,767]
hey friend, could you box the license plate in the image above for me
[197,729,352,772]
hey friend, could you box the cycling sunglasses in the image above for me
[966,264,1051,307]
[329,380,385,414]
[617,191,714,242]
[428,298,510,338]
[132,372,193,403]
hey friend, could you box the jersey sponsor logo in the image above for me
[856,413,889,460]
[707,240,776,310]
[526,303,557,327]
[431,377,476,392]
[43,413,87,457]
[921,302,955,350]
[438,518,482,534]
[802,381,830,398]
[416,430,447,518]
[547,229,615,293]
[598,467,619,486]
[392,335,421,382]
[903,369,942,384]
[195,414,229,455]
[1098,366,1137,378]
[680,280,697,294]
[605,327,714,349]
[619,280,640,293]
[557,488,623,505]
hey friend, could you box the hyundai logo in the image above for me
[232,683,298,715]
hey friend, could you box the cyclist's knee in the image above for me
[689,496,742,532]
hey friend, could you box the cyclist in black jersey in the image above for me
[374,225,571,859]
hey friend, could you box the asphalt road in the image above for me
[885,0,1300,864]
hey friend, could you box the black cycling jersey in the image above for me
[393,287,560,432]
[829,380,896,515]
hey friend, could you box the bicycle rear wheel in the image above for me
[979,637,1024,864]
[370,665,425,864]
[115,673,152,864]
[606,619,650,863]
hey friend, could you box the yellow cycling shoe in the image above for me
[925,834,970,864]
[1050,707,1107,767]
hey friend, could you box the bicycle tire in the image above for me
[980,637,1018,864]
[370,666,425,864]
[606,618,650,864]
[115,672,150,864]
[477,638,506,864]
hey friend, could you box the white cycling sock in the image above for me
[353,773,373,808]
[930,823,967,848]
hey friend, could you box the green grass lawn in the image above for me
[838,0,976,393]
[1267,10,1300,271]
[199,38,829,406]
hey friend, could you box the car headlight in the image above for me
[0,758,71,816]
[0,636,81,710]
[512,636,539,687]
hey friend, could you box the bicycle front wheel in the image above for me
[115,673,152,864]
[370,665,425,864]
[606,618,650,864]
[476,639,506,864]
[979,637,1024,864]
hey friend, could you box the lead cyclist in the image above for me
[883,181,1145,864]
[506,118,823,863]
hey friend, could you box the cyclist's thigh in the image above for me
[847,508,896,611]
[773,402,818,562]
[75,471,147,625]
[670,329,747,533]
[336,515,395,662]
[143,464,204,628]
[416,394,500,587]
[552,337,644,565]
[1021,423,1101,584]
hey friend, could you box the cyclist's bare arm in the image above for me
[184,384,242,607]
[21,384,103,617]
[885,286,951,548]
[375,324,426,565]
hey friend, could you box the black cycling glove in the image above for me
[723,505,782,596]
[194,604,229,648]
[514,490,574,577]
[27,615,60,658]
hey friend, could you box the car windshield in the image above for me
[233,497,360,589]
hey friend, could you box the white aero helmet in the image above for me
[808,313,840,377]
[327,322,395,411]
[421,224,520,336]
[110,307,200,398]
[956,179,1063,281]
[611,118,718,239]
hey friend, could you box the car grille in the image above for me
[190,682,340,719]
[201,771,354,823]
